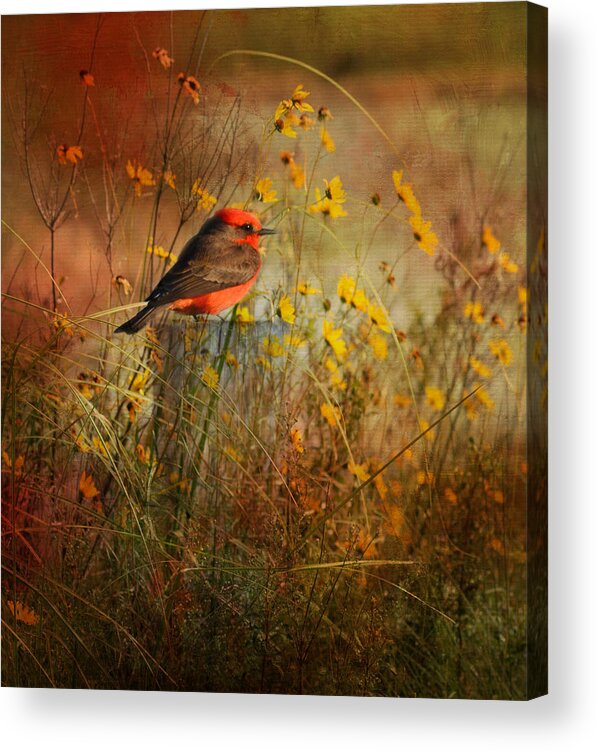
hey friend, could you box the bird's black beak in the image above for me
[258,227,276,236]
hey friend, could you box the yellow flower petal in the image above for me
[79,470,99,499]
[425,386,446,411]
[489,339,513,366]
[323,319,347,360]
[320,402,341,427]
[201,366,219,389]
[277,295,296,325]
[348,461,370,483]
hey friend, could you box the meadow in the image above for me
[1,8,542,698]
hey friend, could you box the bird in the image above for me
[114,208,275,334]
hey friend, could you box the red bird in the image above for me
[115,208,274,334]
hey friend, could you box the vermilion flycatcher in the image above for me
[115,208,274,334]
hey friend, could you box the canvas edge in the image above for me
[525,0,548,701]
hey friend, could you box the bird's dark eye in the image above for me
[241,223,254,232]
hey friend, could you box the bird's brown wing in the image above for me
[145,233,260,308]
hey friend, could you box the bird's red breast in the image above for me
[168,265,261,315]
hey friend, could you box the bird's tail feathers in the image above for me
[114,304,157,335]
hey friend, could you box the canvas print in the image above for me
[1,3,547,698]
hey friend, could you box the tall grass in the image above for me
[1,20,531,698]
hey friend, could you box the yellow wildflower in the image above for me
[147,244,177,264]
[337,275,369,312]
[6,600,38,626]
[323,319,347,360]
[325,357,347,391]
[277,295,296,325]
[320,126,335,153]
[127,400,141,422]
[518,286,528,307]
[411,347,424,369]
[152,46,174,69]
[191,179,217,211]
[392,170,421,215]
[370,463,389,501]
[368,331,388,361]
[201,366,219,389]
[224,445,243,462]
[297,281,321,295]
[57,144,83,166]
[131,369,150,395]
[309,176,347,219]
[91,436,111,457]
[274,117,297,138]
[79,470,99,499]
[284,331,306,348]
[416,470,433,486]
[262,335,285,357]
[177,72,201,105]
[489,339,513,366]
[236,306,255,324]
[470,356,492,378]
[425,386,446,411]
[290,84,314,112]
[254,177,277,203]
[464,301,485,324]
[162,170,176,190]
[290,162,305,188]
[464,399,478,421]
[126,159,155,197]
[384,506,405,537]
[290,426,305,454]
[320,402,341,427]
[279,150,305,188]
[255,355,271,370]
[2,452,24,476]
[420,419,435,442]
[275,84,314,121]
[409,213,438,256]
[275,100,292,122]
[299,114,315,130]
[337,274,354,303]
[482,225,501,253]
[499,252,519,274]
[475,385,496,410]
[169,471,191,493]
[444,487,458,505]
[368,304,392,332]
[52,313,74,337]
[225,351,239,369]
[136,444,150,464]
[77,372,100,398]
[350,529,379,560]
[348,461,371,483]
[112,275,133,296]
